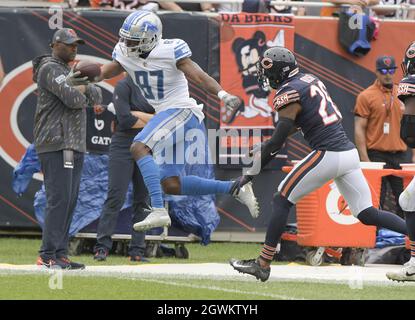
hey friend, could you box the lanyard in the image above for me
[381,88,394,118]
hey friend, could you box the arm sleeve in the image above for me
[273,86,301,111]
[113,81,139,130]
[354,92,370,118]
[247,117,295,176]
[38,64,87,109]
[174,39,192,62]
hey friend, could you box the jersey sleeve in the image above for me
[354,92,370,118]
[272,85,301,111]
[398,76,415,102]
[173,39,192,62]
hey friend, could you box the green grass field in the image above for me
[0,237,414,300]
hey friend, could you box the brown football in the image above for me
[74,60,101,81]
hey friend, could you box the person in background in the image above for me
[386,42,415,281]
[88,0,213,11]
[355,56,408,219]
[32,28,102,269]
[93,75,155,262]
[321,0,379,16]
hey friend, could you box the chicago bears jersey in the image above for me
[112,38,204,121]
[398,75,415,103]
[273,72,354,151]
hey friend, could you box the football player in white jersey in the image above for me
[69,10,259,230]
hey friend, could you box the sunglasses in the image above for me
[378,68,396,75]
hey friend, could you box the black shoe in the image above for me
[93,248,108,261]
[129,255,150,263]
[37,256,71,270]
[230,258,270,282]
[57,257,85,270]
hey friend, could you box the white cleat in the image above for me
[386,263,415,282]
[233,182,260,218]
[133,207,171,232]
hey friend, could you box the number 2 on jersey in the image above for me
[310,81,342,125]
[134,70,164,100]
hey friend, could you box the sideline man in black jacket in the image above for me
[93,75,155,262]
[33,28,102,269]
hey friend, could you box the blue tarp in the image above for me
[12,144,41,196]
[13,134,219,245]
[375,228,405,248]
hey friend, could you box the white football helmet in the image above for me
[119,11,162,57]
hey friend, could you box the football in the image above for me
[74,60,101,82]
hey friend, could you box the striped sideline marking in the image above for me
[0,263,414,287]
[135,278,303,300]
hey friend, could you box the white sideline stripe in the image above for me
[136,278,302,300]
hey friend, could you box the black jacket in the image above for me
[32,54,102,154]
[113,76,154,136]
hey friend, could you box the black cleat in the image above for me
[230,258,270,282]
[93,248,108,261]
[57,257,85,270]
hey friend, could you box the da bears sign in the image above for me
[0,55,117,179]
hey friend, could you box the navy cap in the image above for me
[51,28,85,45]
[376,55,397,70]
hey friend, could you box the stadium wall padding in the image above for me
[0,9,414,234]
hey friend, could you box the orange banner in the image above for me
[220,13,295,130]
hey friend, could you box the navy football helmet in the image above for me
[402,41,415,76]
[256,46,299,89]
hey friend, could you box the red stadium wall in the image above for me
[0,9,413,235]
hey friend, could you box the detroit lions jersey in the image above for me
[112,38,204,121]
[398,75,415,103]
[273,72,354,151]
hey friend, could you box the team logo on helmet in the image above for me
[140,21,158,33]
[261,57,273,69]
[406,44,415,59]
[383,57,392,66]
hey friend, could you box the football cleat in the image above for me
[386,263,415,282]
[232,181,260,218]
[230,258,270,282]
[133,207,171,232]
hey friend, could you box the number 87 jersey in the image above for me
[112,38,203,118]
[273,72,354,151]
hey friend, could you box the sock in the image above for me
[357,207,407,235]
[136,155,163,208]
[404,212,415,261]
[260,194,293,263]
[180,176,233,195]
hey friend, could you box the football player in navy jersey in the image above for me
[230,46,408,282]
[387,42,415,282]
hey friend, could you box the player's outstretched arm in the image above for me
[242,102,301,185]
[177,57,221,95]
[97,61,124,82]
[177,57,242,122]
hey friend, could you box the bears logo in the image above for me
[0,55,116,179]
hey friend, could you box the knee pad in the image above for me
[399,190,415,212]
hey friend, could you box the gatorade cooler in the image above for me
[283,162,397,266]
